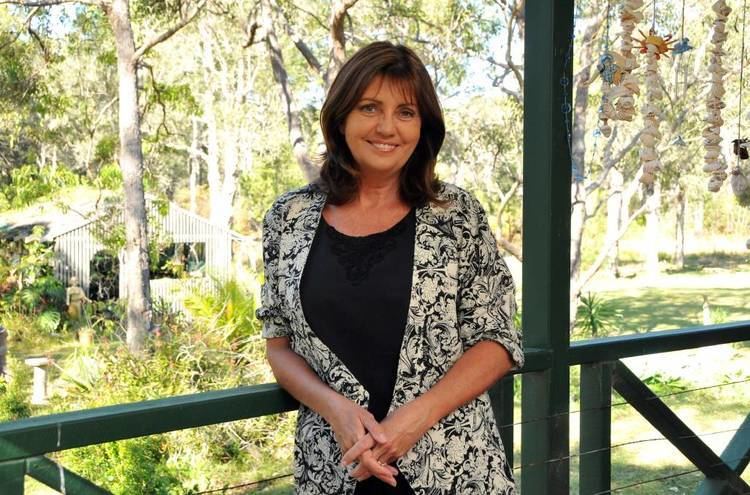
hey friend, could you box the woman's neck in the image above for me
[354,175,402,210]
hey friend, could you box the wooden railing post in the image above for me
[489,375,515,468]
[579,362,612,494]
[0,459,25,494]
[521,0,574,492]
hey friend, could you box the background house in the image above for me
[0,193,251,313]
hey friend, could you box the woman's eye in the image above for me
[399,109,417,119]
[360,104,377,113]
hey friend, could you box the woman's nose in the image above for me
[376,113,395,135]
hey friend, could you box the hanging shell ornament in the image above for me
[634,29,677,59]
[609,0,644,123]
[596,52,624,137]
[703,0,732,192]
[638,32,669,185]
[673,37,694,55]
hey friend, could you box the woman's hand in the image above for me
[342,400,433,480]
[323,395,399,486]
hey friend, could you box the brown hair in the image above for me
[317,41,446,206]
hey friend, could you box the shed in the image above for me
[0,193,251,312]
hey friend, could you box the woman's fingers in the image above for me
[360,411,388,443]
[341,433,375,466]
[353,450,397,486]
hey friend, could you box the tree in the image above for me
[1,0,206,353]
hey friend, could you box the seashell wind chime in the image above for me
[597,0,644,138]
[703,0,733,193]
[631,7,676,185]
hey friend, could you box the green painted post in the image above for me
[26,456,113,495]
[579,362,612,494]
[0,459,25,494]
[521,0,574,493]
[489,375,515,469]
[694,412,750,495]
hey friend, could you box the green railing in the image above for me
[1,321,747,494]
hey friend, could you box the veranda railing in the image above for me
[0,321,747,494]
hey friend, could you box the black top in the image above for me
[300,208,416,495]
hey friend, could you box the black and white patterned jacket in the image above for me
[257,182,524,495]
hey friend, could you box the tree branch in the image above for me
[325,0,359,87]
[290,2,327,31]
[585,129,641,195]
[574,196,649,297]
[273,2,323,75]
[0,6,41,51]
[497,237,522,261]
[132,0,207,62]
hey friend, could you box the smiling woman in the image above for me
[257,41,524,495]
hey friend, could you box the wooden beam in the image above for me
[25,456,113,494]
[612,361,750,493]
[579,362,612,494]
[521,0,574,491]
[489,375,515,468]
[696,413,750,495]
[0,459,25,494]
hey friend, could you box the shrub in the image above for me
[575,292,624,338]
[0,357,32,421]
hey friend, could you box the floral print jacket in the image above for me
[256,182,525,495]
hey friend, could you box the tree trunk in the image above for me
[606,168,624,277]
[261,0,318,182]
[568,12,602,328]
[674,188,686,269]
[107,0,152,354]
[189,117,200,213]
[643,183,661,278]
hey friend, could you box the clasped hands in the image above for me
[328,398,430,487]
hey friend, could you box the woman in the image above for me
[257,41,524,495]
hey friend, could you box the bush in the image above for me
[0,357,32,421]
[575,292,624,338]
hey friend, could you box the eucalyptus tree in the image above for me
[0,0,206,353]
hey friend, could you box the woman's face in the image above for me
[343,75,421,181]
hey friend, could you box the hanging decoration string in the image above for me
[680,0,686,42]
[738,0,747,168]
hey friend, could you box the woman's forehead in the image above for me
[360,75,418,104]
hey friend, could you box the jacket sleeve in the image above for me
[255,201,292,339]
[456,194,524,370]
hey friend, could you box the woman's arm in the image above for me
[343,340,513,477]
[266,337,399,486]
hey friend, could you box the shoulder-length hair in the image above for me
[317,41,446,206]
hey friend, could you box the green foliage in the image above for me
[642,372,690,396]
[0,357,32,421]
[59,437,185,495]
[0,163,80,209]
[183,278,261,348]
[238,146,305,230]
[575,292,624,338]
[0,230,66,334]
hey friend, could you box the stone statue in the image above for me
[66,276,90,326]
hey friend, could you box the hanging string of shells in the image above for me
[703,0,732,192]
[596,0,644,138]
[597,0,643,137]
[635,28,675,185]
[614,0,644,123]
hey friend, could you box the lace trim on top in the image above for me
[323,210,413,285]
